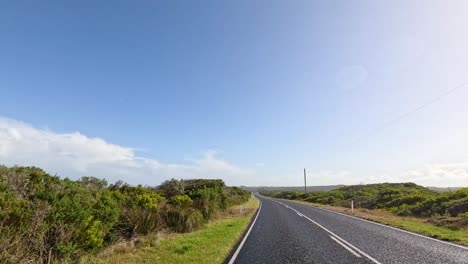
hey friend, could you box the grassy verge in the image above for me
[288,199,468,246]
[83,196,259,264]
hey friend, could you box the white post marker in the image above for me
[351,200,354,213]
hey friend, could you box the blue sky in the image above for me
[1,1,468,186]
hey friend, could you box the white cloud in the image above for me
[307,170,352,185]
[2,117,467,187]
[0,117,252,186]
[303,164,468,187]
[403,162,468,187]
[263,170,352,187]
[360,163,468,187]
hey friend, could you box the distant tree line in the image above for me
[0,166,250,263]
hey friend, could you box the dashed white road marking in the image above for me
[294,201,468,250]
[274,200,382,264]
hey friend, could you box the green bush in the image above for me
[164,210,202,232]
[0,165,251,263]
[163,195,202,233]
[260,182,468,218]
[447,197,468,217]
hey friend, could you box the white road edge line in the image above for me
[228,200,262,264]
[329,235,362,258]
[284,199,468,250]
[274,200,382,264]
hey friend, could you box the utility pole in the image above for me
[304,168,307,193]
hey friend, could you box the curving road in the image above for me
[232,194,468,264]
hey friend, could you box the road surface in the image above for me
[232,194,468,264]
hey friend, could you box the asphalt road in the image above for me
[232,194,468,264]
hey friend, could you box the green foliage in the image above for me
[261,183,468,219]
[164,206,203,233]
[458,212,468,217]
[170,194,193,207]
[224,187,250,207]
[182,179,243,220]
[0,165,250,263]
[110,185,166,239]
[79,176,108,190]
[447,197,468,217]
[83,219,105,249]
[159,179,185,198]
[164,195,203,233]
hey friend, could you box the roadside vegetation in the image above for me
[260,182,468,245]
[0,165,251,263]
[85,196,259,264]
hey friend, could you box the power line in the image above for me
[351,82,468,144]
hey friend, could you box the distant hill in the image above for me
[242,185,466,193]
[258,182,468,218]
[241,185,344,192]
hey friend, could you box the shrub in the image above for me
[164,207,203,233]
[447,197,468,217]
[159,179,185,198]
[0,165,250,263]
[260,182,466,219]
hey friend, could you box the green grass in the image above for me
[289,199,468,246]
[85,196,259,264]
[230,194,259,211]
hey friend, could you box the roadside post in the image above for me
[351,200,354,213]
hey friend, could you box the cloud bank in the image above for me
[295,166,468,187]
[361,163,468,187]
[404,162,468,187]
[1,117,466,187]
[0,117,252,185]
